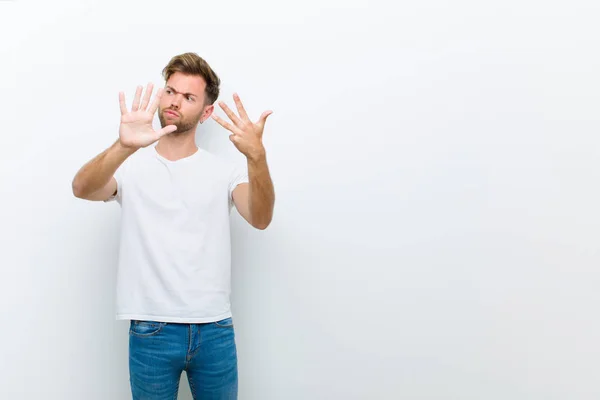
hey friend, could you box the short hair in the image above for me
[162,52,220,105]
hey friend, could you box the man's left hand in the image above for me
[212,93,272,161]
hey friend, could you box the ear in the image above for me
[200,104,214,124]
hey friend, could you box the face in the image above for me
[158,72,214,134]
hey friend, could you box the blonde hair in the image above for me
[162,52,220,105]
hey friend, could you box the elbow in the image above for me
[251,206,274,230]
[252,216,272,230]
[72,181,83,198]
[72,178,87,199]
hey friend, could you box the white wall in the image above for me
[1,0,599,399]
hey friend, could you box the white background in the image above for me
[1,0,599,399]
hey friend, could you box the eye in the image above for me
[165,89,173,94]
[186,96,195,102]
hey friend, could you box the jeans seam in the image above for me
[214,317,234,328]
[185,324,193,369]
[188,323,202,359]
[173,379,180,400]
[129,321,167,337]
[188,372,197,399]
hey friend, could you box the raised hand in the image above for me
[212,93,272,160]
[118,83,177,149]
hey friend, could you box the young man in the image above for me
[71,52,275,399]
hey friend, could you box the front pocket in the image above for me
[129,320,167,337]
[214,317,234,328]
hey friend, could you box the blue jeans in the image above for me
[128,318,238,399]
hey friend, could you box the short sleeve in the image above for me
[228,164,249,206]
[104,164,126,205]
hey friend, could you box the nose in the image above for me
[170,94,183,109]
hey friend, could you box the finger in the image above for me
[233,93,250,122]
[257,110,273,127]
[131,85,143,111]
[148,88,165,115]
[139,82,154,111]
[218,101,243,126]
[229,134,245,149]
[212,114,243,134]
[157,124,177,138]
[119,92,127,115]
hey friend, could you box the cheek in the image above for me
[183,104,204,118]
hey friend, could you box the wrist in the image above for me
[246,146,266,164]
[115,139,139,155]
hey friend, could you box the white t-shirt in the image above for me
[105,145,248,323]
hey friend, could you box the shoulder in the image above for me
[197,149,246,178]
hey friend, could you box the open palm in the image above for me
[119,83,177,149]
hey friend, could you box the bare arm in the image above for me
[71,139,136,201]
[71,83,176,201]
[212,93,275,230]
[233,153,275,229]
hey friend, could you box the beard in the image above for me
[158,108,201,135]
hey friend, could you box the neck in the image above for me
[155,131,198,161]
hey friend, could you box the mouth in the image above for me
[164,110,179,118]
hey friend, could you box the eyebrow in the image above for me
[165,86,198,98]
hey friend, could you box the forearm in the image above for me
[72,139,136,197]
[247,153,275,229]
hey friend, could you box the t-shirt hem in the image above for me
[116,311,232,324]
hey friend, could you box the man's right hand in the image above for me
[118,83,177,149]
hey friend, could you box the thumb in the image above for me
[257,110,273,127]
[157,125,177,138]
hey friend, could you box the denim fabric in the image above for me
[128,318,238,399]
